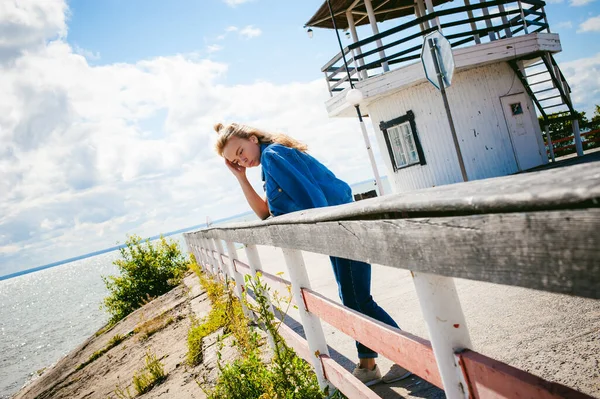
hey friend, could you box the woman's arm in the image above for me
[237,175,270,220]
[226,159,270,220]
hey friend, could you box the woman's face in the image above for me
[222,135,261,168]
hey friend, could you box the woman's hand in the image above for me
[226,159,247,180]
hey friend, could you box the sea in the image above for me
[0,177,389,398]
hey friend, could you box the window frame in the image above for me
[379,110,426,172]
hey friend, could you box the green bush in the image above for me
[102,235,190,325]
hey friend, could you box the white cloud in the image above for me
[555,21,573,29]
[578,15,600,32]
[560,53,600,114]
[546,0,564,3]
[225,26,238,32]
[73,44,100,60]
[570,0,594,5]
[0,0,67,63]
[239,25,262,39]
[0,1,382,276]
[207,44,223,53]
[223,0,254,6]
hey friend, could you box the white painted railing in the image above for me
[184,162,599,399]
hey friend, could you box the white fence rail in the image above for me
[185,162,599,399]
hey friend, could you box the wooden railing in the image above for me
[323,0,550,95]
[546,129,600,157]
[184,162,599,399]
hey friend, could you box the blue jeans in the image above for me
[330,256,400,359]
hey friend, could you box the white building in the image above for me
[306,0,581,192]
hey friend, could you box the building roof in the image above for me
[305,0,450,29]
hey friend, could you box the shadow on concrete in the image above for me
[521,150,600,174]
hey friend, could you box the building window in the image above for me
[379,111,426,171]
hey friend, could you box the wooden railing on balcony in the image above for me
[184,162,599,399]
[323,0,550,96]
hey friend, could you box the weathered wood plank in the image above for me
[320,355,382,399]
[203,162,600,229]
[303,288,443,389]
[458,350,594,399]
[195,209,600,299]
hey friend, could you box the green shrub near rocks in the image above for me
[102,235,190,325]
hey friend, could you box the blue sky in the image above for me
[66,0,331,85]
[64,0,600,95]
[0,0,599,277]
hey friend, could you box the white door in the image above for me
[500,93,544,171]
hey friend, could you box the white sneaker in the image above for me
[352,364,382,386]
[382,364,412,383]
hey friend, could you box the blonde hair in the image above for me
[214,122,308,156]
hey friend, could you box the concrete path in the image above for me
[236,245,600,399]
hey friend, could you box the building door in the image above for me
[500,93,544,171]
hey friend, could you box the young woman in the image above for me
[214,122,411,386]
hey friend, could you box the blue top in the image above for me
[260,143,353,217]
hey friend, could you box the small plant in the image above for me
[132,350,166,395]
[186,274,233,366]
[196,269,334,399]
[76,333,128,371]
[101,235,191,326]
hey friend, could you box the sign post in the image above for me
[422,31,468,182]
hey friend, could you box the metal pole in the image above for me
[326,0,387,195]
[356,106,385,195]
[429,38,468,182]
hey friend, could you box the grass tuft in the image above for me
[132,350,166,395]
[133,312,175,342]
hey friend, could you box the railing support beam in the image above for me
[544,124,555,162]
[412,272,472,399]
[212,238,228,280]
[244,244,278,350]
[225,241,253,320]
[206,238,219,276]
[573,119,584,157]
[282,248,332,391]
[364,0,389,72]
[346,10,368,80]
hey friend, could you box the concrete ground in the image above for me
[524,147,600,173]
[236,246,600,399]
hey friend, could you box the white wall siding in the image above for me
[366,62,543,192]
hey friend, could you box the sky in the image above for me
[0,0,599,277]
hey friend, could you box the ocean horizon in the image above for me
[0,176,390,398]
[0,176,390,282]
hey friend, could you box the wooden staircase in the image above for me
[509,52,583,161]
